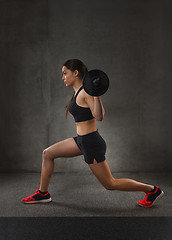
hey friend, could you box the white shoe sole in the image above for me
[152,191,164,206]
[22,198,52,204]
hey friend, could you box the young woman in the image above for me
[22,59,164,207]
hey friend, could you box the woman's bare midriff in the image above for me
[75,118,98,135]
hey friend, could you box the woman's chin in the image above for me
[65,83,71,87]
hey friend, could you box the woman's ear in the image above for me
[74,70,79,78]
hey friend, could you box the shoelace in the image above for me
[29,186,40,197]
[143,193,149,201]
[142,191,154,202]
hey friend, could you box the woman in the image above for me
[22,59,164,207]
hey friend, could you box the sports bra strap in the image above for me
[75,86,83,98]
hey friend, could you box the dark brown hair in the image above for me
[63,59,88,119]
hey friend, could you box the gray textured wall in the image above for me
[0,0,171,173]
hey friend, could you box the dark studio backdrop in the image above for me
[0,0,172,173]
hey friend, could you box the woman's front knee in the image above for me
[42,148,54,160]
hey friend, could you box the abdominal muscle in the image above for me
[75,118,98,135]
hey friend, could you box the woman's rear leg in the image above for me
[40,138,83,192]
[89,159,154,192]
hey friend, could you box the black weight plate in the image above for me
[83,69,109,96]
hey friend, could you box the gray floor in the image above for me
[0,172,171,217]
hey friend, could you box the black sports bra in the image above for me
[68,86,94,122]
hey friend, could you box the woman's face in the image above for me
[62,66,79,87]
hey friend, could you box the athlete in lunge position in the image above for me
[22,59,164,207]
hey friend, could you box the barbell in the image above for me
[83,69,109,96]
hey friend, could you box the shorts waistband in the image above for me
[77,129,98,137]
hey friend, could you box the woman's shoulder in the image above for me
[80,87,94,100]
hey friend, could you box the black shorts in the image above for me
[73,129,106,164]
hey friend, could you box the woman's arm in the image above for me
[93,96,105,121]
[84,93,105,121]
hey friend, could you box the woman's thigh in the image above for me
[88,159,113,187]
[44,138,83,159]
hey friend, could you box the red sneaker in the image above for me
[22,186,52,204]
[137,186,164,207]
